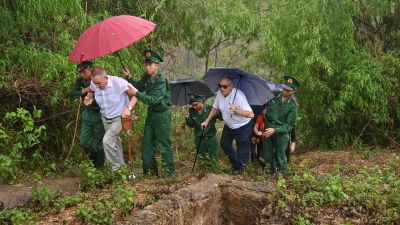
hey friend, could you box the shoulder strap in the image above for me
[292,95,299,106]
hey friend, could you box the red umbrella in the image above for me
[69,15,155,64]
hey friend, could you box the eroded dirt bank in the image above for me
[118,174,276,225]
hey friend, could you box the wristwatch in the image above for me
[128,106,133,111]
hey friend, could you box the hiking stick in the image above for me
[192,126,205,172]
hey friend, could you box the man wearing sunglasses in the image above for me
[201,77,254,173]
[263,75,300,174]
[123,50,174,176]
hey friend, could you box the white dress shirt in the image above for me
[90,75,132,119]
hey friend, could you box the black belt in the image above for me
[104,116,119,120]
[86,109,100,113]
[149,108,168,112]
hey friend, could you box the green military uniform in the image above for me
[263,76,300,173]
[127,50,174,175]
[68,71,105,169]
[185,94,221,162]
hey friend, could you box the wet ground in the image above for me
[1,149,398,224]
[0,177,82,210]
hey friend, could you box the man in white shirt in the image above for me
[201,77,254,173]
[86,67,137,173]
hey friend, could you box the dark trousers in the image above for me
[141,110,175,176]
[220,121,252,170]
[264,133,289,173]
[80,110,105,169]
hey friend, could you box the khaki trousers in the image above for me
[102,116,125,171]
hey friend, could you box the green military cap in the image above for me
[282,75,300,91]
[188,93,205,105]
[143,49,163,64]
[76,61,94,72]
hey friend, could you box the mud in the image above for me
[0,177,82,210]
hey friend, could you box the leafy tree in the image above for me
[255,0,400,147]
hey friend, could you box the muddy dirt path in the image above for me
[0,177,82,210]
[2,150,398,224]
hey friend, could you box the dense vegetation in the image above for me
[0,0,399,180]
[0,2,399,222]
[256,0,400,148]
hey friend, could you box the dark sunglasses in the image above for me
[218,84,230,89]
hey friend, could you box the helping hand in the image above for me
[264,128,275,137]
[131,86,138,95]
[83,95,93,106]
[122,68,131,78]
[290,142,296,153]
[201,121,209,128]
[82,86,91,95]
[184,110,189,119]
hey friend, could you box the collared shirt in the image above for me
[213,88,252,129]
[90,75,132,119]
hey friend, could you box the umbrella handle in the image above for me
[230,77,242,118]
[231,76,242,104]
[116,51,126,70]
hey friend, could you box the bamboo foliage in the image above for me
[0,0,399,155]
[256,0,400,147]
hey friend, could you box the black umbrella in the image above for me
[170,78,214,107]
[203,68,275,105]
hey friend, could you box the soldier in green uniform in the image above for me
[184,93,221,163]
[68,61,105,169]
[263,75,300,173]
[123,50,174,175]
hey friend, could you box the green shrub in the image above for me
[0,108,46,183]
[0,153,20,184]
[75,194,114,225]
[113,184,136,216]
[54,192,87,213]
[31,174,54,209]
[78,161,107,191]
[274,154,400,223]
[196,154,221,173]
[75,184,137,224]
[0,209,36,225]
